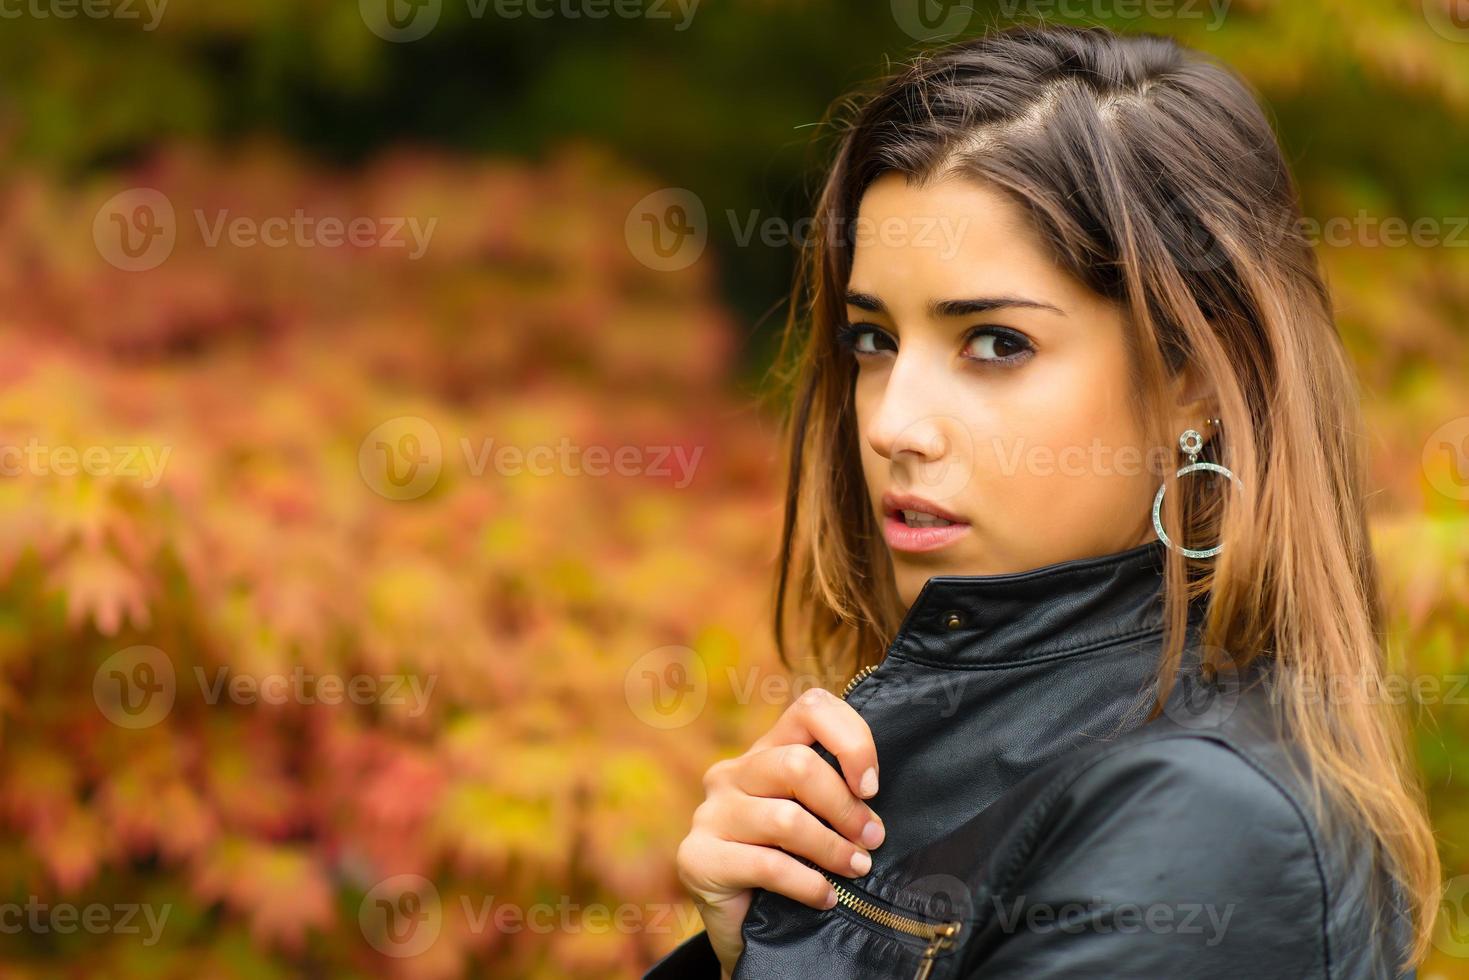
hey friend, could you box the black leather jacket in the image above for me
[645,542,1414,979]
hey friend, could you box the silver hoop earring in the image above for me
[1152,427,1242,559]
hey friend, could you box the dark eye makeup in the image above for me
[834,322,897,356]
[835,322,1035,366]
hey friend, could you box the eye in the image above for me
[836,323,897,357]
[963,327,1034,364]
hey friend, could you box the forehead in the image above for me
[847,172,1073,308]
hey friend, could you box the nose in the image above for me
[865,348,953,464]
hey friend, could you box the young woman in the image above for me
[647,24,1438,979]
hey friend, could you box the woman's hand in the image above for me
[674,686,886,978]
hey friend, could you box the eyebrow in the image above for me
[844,290,1066,317]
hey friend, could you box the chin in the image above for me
[890,559,946,607]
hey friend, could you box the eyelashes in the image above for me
[835,323,1036,365]
[963,326,1034,362]
[835,322,896,355]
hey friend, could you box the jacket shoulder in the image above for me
[962,670,1419,980]
[963,724,1333,978]
[1047,730,1328,929]
[1058,724,1315,845]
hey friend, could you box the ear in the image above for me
[1166,362,1218,445]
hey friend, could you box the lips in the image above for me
[880,492,971,553]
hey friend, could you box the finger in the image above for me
[750,687,880,800]
[722,795,874,878]
[704,839,838,910]
[734,744,885,849]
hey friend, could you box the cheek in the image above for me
[852,371,884,478]
[964,359,1156,523]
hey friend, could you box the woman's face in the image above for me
[846,173,1187,605]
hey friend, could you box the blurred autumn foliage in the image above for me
[0,0,1463,977]
[0,144,790,976]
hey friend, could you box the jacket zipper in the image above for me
[833,663,962,978]
[841,663,879,699]
[822,872,962,979]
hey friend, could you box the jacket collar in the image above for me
[887,541,1171,668]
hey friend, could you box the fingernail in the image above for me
[859,767,879,798]
[860,819,885,849]
[850,850,872,876]
[823,887,838,909]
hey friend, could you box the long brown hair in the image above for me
[772,24,1438,967]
